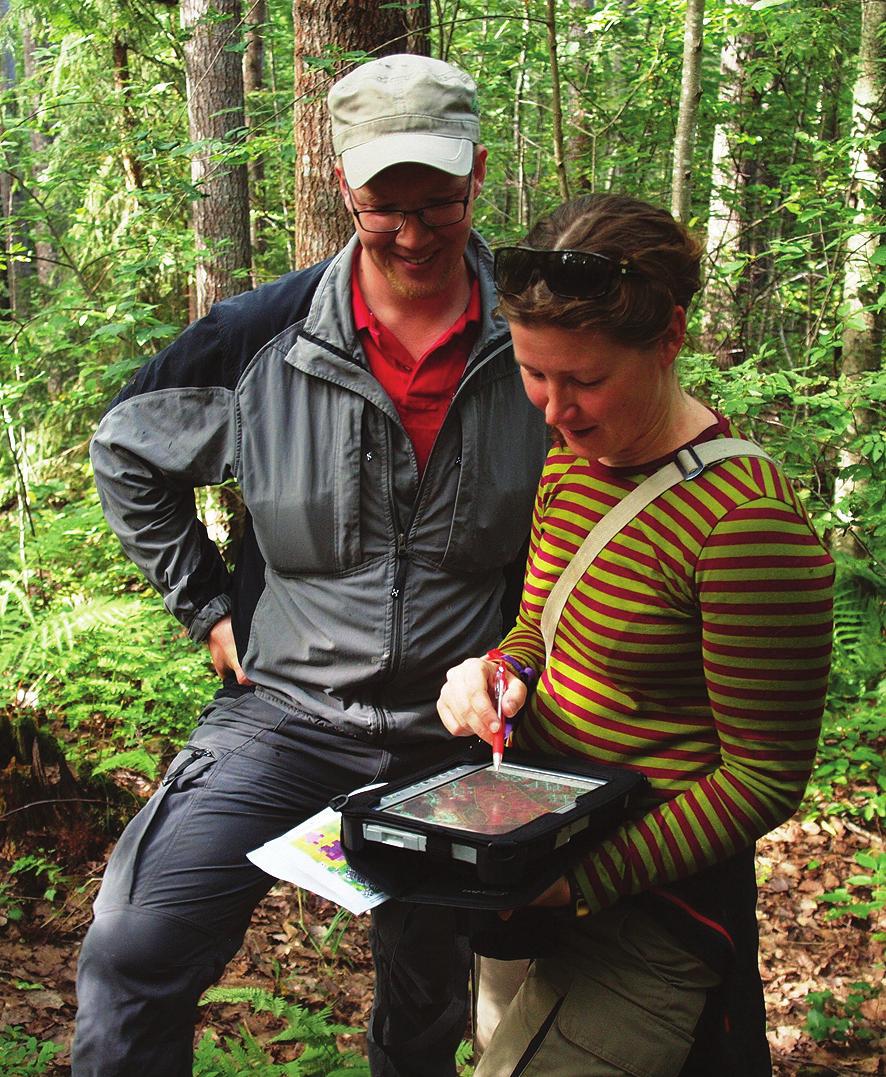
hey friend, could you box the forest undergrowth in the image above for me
[2,0,886,1072]
[1,482,885,1075]
[0,797,882,1075]
[0,689,883,1076]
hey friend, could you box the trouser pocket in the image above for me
[94,746,218,911]
[547,973,696,1076]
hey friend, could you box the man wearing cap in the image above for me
[72,54,546,1077]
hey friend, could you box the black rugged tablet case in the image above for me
[334,742,647,910]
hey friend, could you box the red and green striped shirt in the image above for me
[501,414,834,915]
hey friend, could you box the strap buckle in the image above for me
[675,446,705,480]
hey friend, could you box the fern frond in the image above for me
[0,594,147,676]
[455,1039,474,1065]
[0,578,37,626]
[91,748,159,780]
[199,984,284,1016]
[268,1003,360,1044]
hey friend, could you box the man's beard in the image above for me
[381,251,462,301]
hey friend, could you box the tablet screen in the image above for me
[379,764,604,835]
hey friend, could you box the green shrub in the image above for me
[805,982,881,1045]
[0,1026,64,1076]
[817,850,886,941]
[195,987,370,1076]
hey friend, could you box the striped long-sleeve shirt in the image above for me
[500,413,834,916]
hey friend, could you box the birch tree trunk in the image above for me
[506,11,532,231]
[181,0,252,319]
[670,0,705,224]
[700,0,757,367]
[292,1,430,267]
[833,0,885,559]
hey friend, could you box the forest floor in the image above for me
[0,808,882,1076]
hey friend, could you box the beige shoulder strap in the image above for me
[540,439,773,663]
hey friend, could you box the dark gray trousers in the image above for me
[72,692,470,1077]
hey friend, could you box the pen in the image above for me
[492,660,506,771]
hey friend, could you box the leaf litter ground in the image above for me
[0,814,882,1075]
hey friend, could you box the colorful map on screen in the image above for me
[382,766,602,835]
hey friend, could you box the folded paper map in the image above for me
[248,806,389,915]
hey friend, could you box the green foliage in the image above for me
[806,702,886,824]
[1,582,214,767]
[805,982,881,1045]
[0,1027,64,1076]
[455,1040,475,1070]
[0,483,216,769]
[90,747,160,781]
[817,850,886,941]
[0,3,883,1067]
[828,563,886,702]
[195,986,370,1076]
[293,896,353,959]
[0,881,25,923]
[8,852,70,903]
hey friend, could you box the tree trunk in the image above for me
[1,9,38,317]
[113,38,144,193]
[292,1,430,267]
[244,0,266,280]
[832,0,885,559]
[670,0,705,224]
[545,0,570,202]
[181,0,252,318]
[21,21,54,290]
[506,11,532,231]
[700,0,758,367]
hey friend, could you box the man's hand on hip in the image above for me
[207,615,253,685]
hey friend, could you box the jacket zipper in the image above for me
[382,335,513,704]
[391,531,408,602]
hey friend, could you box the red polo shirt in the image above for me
[352,255,481,476]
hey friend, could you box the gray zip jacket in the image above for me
[91,234,547,741]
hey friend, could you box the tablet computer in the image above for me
[335,746,647,907]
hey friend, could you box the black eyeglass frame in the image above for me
[346,174,474,234]
[494,246,634,300]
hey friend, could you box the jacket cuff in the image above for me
[187,594,233,643]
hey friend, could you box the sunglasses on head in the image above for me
[493,246,634,299]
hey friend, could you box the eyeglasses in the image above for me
[347,175,473,234]
[493,246,633,299]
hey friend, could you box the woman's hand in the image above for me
[207,615,253,686]
[498,875,572,921]
[437,657,527,745]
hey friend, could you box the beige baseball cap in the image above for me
[328,54,480,188]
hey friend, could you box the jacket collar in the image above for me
[289,232,510,386]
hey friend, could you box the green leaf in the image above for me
[91,748,159,780]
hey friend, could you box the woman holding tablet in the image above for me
[437,194,834,1076]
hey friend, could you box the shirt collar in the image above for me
[351,248,482,348]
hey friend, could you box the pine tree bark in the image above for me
[670,0,705,224]
[292,1,430,267]
[181,0,252,318]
